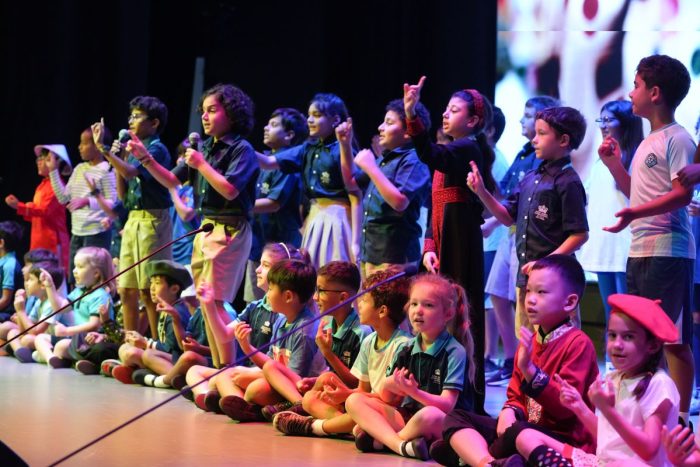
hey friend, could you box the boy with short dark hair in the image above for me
[92,96,174,335]
[431,255,598,466]
[111,259,191,385]
[260,261,371,420]
[217,259,325,422]
[601,54,697,425]
[0,221,24,322]
[468,106,589,332]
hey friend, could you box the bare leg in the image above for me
[345,392,406,455]
[515,428,566,459]
[186,365,218,396]
[491,295,517,359]
[244,376,284,406]
[165,351,207,385]
[119,287,139,332]
[262,360,303,403]
[450,428,493,467]
[142,349,173,375]
[140,289,158,338]
[34,334,54,362]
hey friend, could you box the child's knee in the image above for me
[345,391,367,412]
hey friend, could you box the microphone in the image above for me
[111,129,131,158]
[50,263,416,465]
[6,223,214,346]
[188,132,201,151]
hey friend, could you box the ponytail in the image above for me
[632,344,663,401]
[449,282,476,385]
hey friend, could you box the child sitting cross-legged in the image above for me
[259,261,371,421]
[273,267,412,437]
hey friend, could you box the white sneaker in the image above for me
[32,350,46,363]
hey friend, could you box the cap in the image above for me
[145,260,193,290]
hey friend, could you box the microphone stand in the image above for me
[49,265,417,466]
[5,224,214,347]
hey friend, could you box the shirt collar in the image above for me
[536,319,574,344]
[537,155,572,176]
[207,133,240,150]
[410,330,452,356]
[380,143,414,162]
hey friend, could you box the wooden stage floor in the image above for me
[0,357,508,466]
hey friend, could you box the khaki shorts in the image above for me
[191,218,251,302]
[118,209,173,290]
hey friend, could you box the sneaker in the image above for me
[261,400,305,422]
[490,454,526,467]
[2,343,14,357]
[429,439,460,466]
[273,411,314,436]
[204,391,223,414]
[484,357,501,376]
[400,437,430,460]
[354,429,382,452]
[32,350,45,363]
[76,360,99,375]
[194,393,209,411]
[132,368,156,385]
[48,356,72,369]
[100,359,121,377]
[486,358,513,387]
[14,347,34,364]
[112,365,135,384]
[219,395,265,422]
[171,374,187,391]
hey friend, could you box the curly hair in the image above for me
[199,83,255,137]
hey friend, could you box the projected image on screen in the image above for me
[496,0,700,181]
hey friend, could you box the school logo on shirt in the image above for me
[260,182,270,195]
[645,153,658,168]
[534,205,549,221]
[320,171,331,185]
[261,320,272,335]
[431,368,442,385]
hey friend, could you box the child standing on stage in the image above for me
[257,93,359,268]
[345,273,475,461]
[33,246,114,368]
[128,84,259,349]
[512,294,680,467]
[245,108,307,302]
[467,106,589,333]
[259,261,371,421]
[602,55,696,425]
[339,99,431,278]
[273,267,412,438]
[92,96,173,335]
[431,255,598,467]
[403,76,494,412]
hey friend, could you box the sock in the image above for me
[311,419,328,436]
[153,376,170,388]
[680,412,690,424]
[400,441,415,457]
[143,374,157,386]
[528,446,572,467]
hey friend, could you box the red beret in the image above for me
[608,293,678,343]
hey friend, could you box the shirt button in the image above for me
[522,235,526,238]
[535,180,539,184]
[315,154,319,158]
[528,197,531,201]
[362,228,366,233]
[364,211,368,215]
[368,194,371,198]
[312,170,317,174]
[521,253,525,257]
[524,216,528,219]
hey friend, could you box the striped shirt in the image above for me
[49,161,117,236]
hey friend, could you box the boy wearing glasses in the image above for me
[91,96,173,335]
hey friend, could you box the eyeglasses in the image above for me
[315,286,345,295]
[595,117,618,127]
[128,113,149,122]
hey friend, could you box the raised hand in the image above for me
[39,268,56,290]
[662,425,698,466]
[466,160,487,197]
[315,318,333,355]
[553,374,586,414]
[45,151,58,172]
[126,131,150,163]
[196,282,215,306]
[588,377,615,411]
[184,147,205,169]
[354,149,377,173]
[403,76,426,119]
[603,207,635,233]
[13,289,26,312]
[5,194,19,209]
[67,197,89,212]
[598,135,622,169]
[335,118,354,145]
[516,326,534,376]
[91,118,106,146]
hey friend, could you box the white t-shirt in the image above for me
[629,123,696,258]
[578,158,631,272]
[597,370,679,466]
[350,329,412,394]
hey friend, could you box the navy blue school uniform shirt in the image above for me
[503,156,588,286]
[172,134,259,220]
[237,295,281,364]
[500,142,541,197]
[250,168,303,261]
[125,136,173,210]
[275,139,348,200]
[355,145,430,264]
[389,330,473,412]
[155,300,191,357]
[327,309,372,369]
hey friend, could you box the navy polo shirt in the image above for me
[250,168,303,261]
[327,309,372,369]
[389,330,473,412]
[500,143,541,197]
[185,308,208,347]
[268,305,327,377]
[124,136,173,210]
[275,139,349,200]
[155,300,191,357]
[355,145,430,264]
[173,134,259,220]
[237,295,280,355]
[504,156,588,286]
